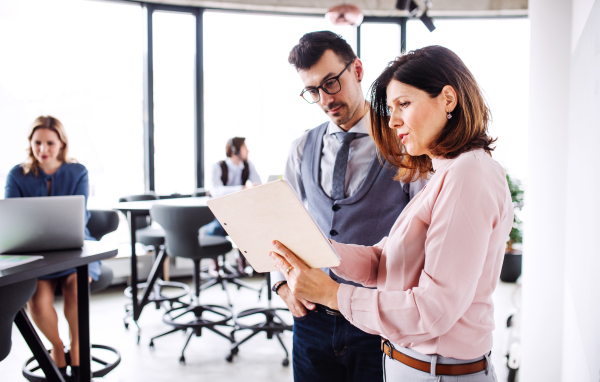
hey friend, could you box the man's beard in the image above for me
[323,102,353,126]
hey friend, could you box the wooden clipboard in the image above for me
[206,180,340,273]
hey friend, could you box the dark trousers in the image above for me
[293,306,383,382]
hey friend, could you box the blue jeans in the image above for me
[293,306,384,382]
[204,218,227,236]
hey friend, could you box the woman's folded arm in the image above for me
[329,238,386,287]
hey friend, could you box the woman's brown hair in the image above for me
[23,115,73,176]
[369,45,496,182]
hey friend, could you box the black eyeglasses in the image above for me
[300,60,354,104]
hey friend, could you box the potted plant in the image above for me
[500,171,524,282]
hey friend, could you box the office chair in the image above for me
[22,210,122,381]
[119,194,189,326]
[147,204,234,364]
[226,272,293,366]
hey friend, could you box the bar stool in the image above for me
[147,204,234,364]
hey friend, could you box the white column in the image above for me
[562,1,600,381]
[522,0,572,381]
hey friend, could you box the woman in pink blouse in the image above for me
[270,45,513,381]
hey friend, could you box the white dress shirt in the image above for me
[210,157,262,198]
[284,118,424,201]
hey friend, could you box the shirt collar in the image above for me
[225,157,245,169]
[38,162,64,179]
[431,149,483,171]
[327,116,368,136]
[431,156,450,171]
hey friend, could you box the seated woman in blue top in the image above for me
[4,115,100,378]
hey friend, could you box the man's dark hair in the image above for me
[288,31,357,71]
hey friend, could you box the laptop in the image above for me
[0,195,85,254]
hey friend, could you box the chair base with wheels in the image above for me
[147,204,238,364]
[148,259,233,364]
[226,273,293,366]
[200,251,262,307]
[22,344,121,382]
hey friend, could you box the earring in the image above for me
[446,111,452,120]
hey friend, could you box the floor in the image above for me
[0,274,519,382]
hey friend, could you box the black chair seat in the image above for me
[197,236,232,258]
[136,227,165,248]
[0,278,37,362]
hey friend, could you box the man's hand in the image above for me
[277,283,316,317]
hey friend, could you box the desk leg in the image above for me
[77,264,91,382]
[15,309,66,382]
[127,212,140,321]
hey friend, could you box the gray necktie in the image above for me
[331,132,359,200]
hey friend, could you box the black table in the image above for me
[115,197,210,332]
[0,241,118,382]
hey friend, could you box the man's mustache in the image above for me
[324,102,345,113]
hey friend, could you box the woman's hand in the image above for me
[269,240,340,311]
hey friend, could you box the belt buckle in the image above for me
[381,338,395,359]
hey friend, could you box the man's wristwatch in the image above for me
[271,280,287,295]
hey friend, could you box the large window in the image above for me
[407,18,530,183]
[202,11,355,189]
[0,2,529,199]
[359,23,401,97]
[152,11,197,195]
[0,0,144,208]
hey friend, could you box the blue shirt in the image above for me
[4,162,101,280]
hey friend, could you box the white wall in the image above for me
[523,0,600,381]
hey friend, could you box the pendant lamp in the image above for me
[325,4,364,27]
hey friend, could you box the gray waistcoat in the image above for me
[301,122,411,287]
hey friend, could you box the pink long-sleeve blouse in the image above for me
[331,148,513,360]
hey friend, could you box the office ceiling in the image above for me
[138,0,528,17]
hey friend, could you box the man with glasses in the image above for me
[271,31,426,381]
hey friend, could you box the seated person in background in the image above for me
[205,137,261,236]
[4,115,99,380]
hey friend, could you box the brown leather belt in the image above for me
[381,339,487,376]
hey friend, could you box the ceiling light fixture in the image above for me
[326,4,364,27]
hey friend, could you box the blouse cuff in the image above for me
[337,283,355,323]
